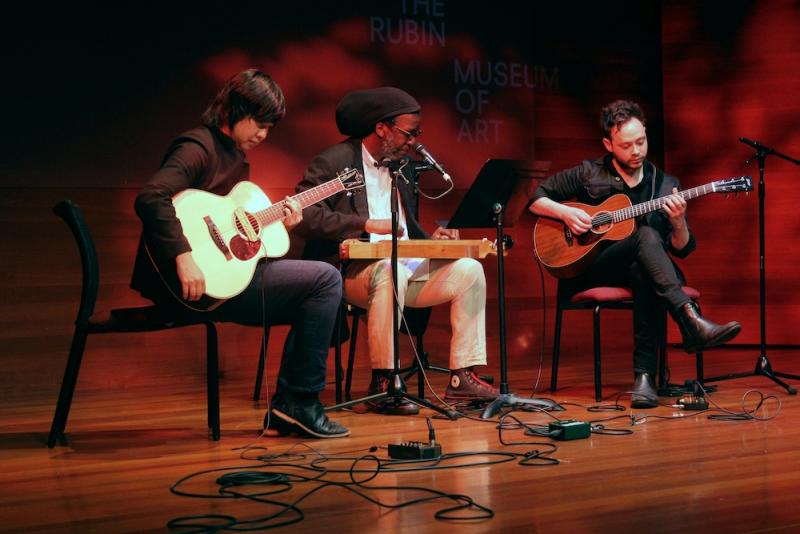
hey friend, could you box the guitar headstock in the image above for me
[336,167,365,191]
[713,175,753,194]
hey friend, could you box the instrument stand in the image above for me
[446,159,562,418]
[481,203,561,418]
[702,140,800,394]
[326,160,457,419]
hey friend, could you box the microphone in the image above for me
[413,143,452,183]
[739,137,774,153]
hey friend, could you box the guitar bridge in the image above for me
[563,225,573,247]
[204,216,232,260]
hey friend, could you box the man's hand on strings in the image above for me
[662,187,687,228]
[664,187,690,249]
[282,197,303,230]
[562,206,593,235]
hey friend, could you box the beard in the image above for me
[625,158,644,170]
[615,154,644,173]
[380,137,407,161]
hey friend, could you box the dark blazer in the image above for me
[294,137,430,265]
[130,126,248,301]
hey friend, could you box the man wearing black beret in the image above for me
[293,87,498,415]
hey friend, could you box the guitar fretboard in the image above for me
[588,181,733,228]
[609,183,716,223]
[252,178,346,226]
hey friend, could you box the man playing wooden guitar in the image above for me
[528,100,741,408]
[131,69,349,438]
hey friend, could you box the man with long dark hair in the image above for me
[529,100,741,408]
[132,69,349,438]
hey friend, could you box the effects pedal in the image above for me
[388,417,443,459]
[548,420,590,440]
[675,395,708,410]
[388,440,442,460]
[673,380,709,410]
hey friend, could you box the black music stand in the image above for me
[702,139,800,393]
[447,159,563,418]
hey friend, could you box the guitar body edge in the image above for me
[533,195,635,279]
[173,182,289,300]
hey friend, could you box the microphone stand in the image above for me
[702,139,800,394]
[326,160,456,419]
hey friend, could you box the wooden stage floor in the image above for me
[2,345,800,533]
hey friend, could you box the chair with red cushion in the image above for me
[549,283,704,401]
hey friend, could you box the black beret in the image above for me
[335,87,420,137]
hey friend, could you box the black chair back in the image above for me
[48,200,221,447]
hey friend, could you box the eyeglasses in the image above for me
[390,123,423,139]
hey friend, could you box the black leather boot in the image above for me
[674,302,741,353]
[631,372,658,408]
[265,391,350,439]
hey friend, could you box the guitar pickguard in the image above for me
[229,235,263,261]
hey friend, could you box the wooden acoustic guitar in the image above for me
[533,176,753,279]
[148,168,364,310]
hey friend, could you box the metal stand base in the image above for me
[481,393,563,419]
[325,373,459,418]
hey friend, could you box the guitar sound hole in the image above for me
[576,232,602,246]
[229,235,262,261]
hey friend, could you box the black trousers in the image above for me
[156,259,342,396]
[563,226,692,375]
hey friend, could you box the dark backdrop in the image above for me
[2,1,798,394]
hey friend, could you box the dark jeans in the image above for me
[159,259,342,395]
[564,226,692,375]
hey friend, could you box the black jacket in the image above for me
[130,126,248,300]
[293,137,430,265]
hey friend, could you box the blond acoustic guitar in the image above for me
[147,168,364,310]
[533,176,752,279]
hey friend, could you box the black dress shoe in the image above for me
[365,373,420,415]
[674,302,741,353]
[265,392,350,439]
[631,372,659,409]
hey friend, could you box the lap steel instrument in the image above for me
[339,238,504,260]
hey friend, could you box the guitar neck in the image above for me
[611,182,716,223]
[252,179,345,226]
